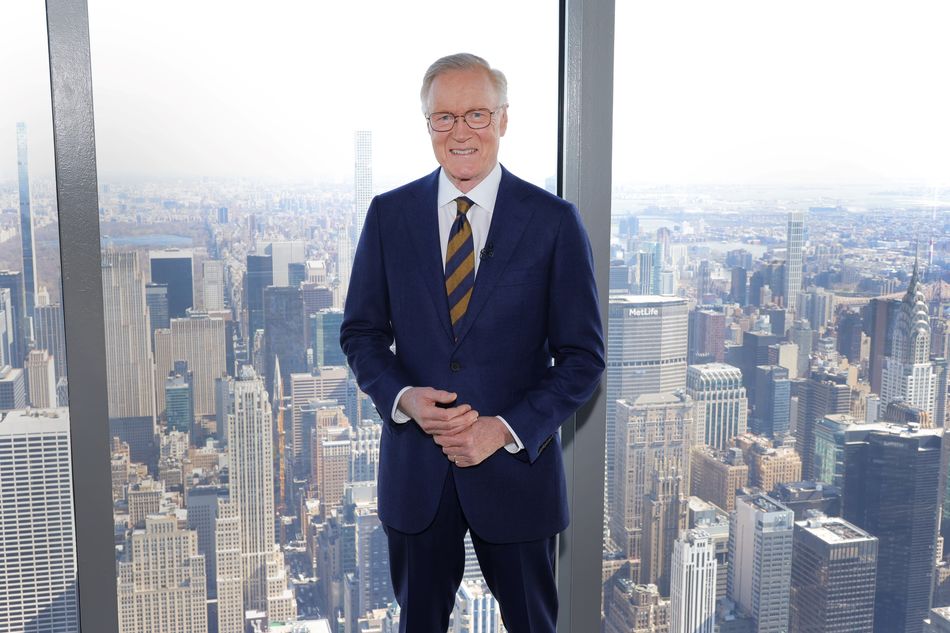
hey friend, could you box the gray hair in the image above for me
[420,53,508,113]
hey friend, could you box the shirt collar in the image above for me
[437,162,502,215]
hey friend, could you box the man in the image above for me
[340,53,604,633]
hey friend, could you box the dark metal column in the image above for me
[45,0,119,630]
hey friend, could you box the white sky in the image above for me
[2,1,950,189]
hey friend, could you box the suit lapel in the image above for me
[402,169,455,343]
[452,166,535,346]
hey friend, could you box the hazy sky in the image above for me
[3,1,950,190]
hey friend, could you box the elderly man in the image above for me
[341,53,604,633]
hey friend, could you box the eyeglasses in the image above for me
[425,107,506,132]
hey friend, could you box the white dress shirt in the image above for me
[390,163,524,453]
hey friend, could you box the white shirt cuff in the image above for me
[391,386,414,423]
[496,416,524,453]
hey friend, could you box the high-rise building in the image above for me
[690,447,748,513]
[214,500,244,633]
[347,482,394,616]
[452,579,503,633]
[165,372,195,434]
[733,434,802,493]
[263,241,306,288]
[351,420,382,484]
[245,254,273,349]
[751,365,790,439]
[0,363,27,411]
[185,485,229,598]
[116,515,208,633]
[0,271,26,367]
[0,409,78,633]
[785,212,804,315]
[336,230,353,310]
[731,267,748,306]
[102,252,156,419]
[670,529,717,633]
[881,266,941,422]
[0,287,15,368]
[739,331,781,400]
[687,363,748,450]
[842,423,942,633]
[33,303,67,381]
[227,367,297,620]
[16,123,37,321]
[688,309,726,365]
[604,580,671,633]
[25,349,56,409]
[836,310,864,364]
[688,498,730,603]
[315,424,351,514]
[792,370,851,481]
[153,313,226,418]
[145,282,170,349]
[788,319,814,379]
[770,481,841,521]
[729,494,794,633]
[290,367,349,473]
[263,285,306,397]
[355,131,373,240]
[202,259,226,312]
[790,514,877,633]
[863,297,900,394]
[310,309,346,367]
[150,248,194,319]
[607,295,688,504]
[611,393,692,589]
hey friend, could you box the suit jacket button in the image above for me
[450,361,461,372]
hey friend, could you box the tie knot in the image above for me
[455,196,474,216]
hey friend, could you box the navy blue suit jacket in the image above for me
[340,166,604,544]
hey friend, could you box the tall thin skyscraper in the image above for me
[227,367,296,620]
[263,285,306,397]
[245,254,273,350]
[355,130,373,240]
[670,529,717,633]
[790,514,877,633]
[102,252,155,419]
[33,303,67,381]
[729,494,794,633]
[202,259,226,312]
[785,212,804,315]
[16,123,37,321]
[0,409,78,633]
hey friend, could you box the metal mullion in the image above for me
[45,0,119,631]
[557,0,614,631]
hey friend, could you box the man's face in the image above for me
[426,68,507,194]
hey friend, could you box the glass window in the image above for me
[87,2,557,630]
[603,1,950,630]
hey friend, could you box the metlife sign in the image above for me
[627,307,660,317]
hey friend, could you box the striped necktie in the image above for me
[445,196,475,340]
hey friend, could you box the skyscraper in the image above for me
[150,249,194,319]
[263,241,306,288]
[785,212,804,315]
[606,295,688,503]
[310,309,346,367]
[227,367,296,620]
[793,369,851,481]
[751,365,790,439]
[670,529,717,633]
[116,516,208,633]
[0,271,26,367]
[355,130,373,240]
[245,254,273,350]
[16,123,37,321]
[153,313,226,418]
[0,409,78,633]
[729,494,794,633]
[842,423,942,633]
[0,365,26,412]
[25,349,56,409]
[863,298,901,394]
[688,309,726,365]
[33,303,67,381]
[263,285,306,396]
[881,266,941,422]
[102,252,155,419]
[611,393,692,589]
[788,319,814,378]
[165,372,195,435]
[687,363,748,450]
[690,447,748,513]
[202,259,226,312]
[789,514,877,633]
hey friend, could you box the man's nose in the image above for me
[451,118,472,140]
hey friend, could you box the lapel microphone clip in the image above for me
[480,243,494,260]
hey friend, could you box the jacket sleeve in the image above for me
[340,197,412,424]
[498,202,606,463]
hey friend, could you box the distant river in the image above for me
[101,234,193,248]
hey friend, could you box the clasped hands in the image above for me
[398,387,513,468]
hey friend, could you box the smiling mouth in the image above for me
[450,149,476,155]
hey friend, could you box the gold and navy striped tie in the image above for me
[445,196,475,340]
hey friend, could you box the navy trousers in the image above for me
[385,467,558,633]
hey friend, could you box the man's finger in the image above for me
[429,389,458,404]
